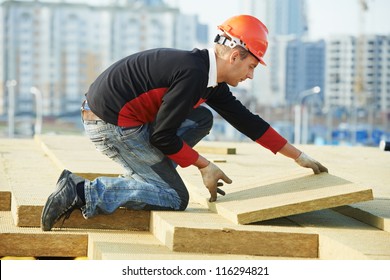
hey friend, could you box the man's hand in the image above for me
[295,152,328,174]
[199,162,232,202]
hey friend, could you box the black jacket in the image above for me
[86,48,286,167]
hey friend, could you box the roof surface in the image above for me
[0,135,389,260]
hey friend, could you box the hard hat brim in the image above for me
[259,57,266,66]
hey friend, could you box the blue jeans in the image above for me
[81,106,213,218]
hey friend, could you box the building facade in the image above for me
[0,0,207,123]
[285,38,325,105]
[325,35,390,114]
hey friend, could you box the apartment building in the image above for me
[325,35,390,114]
[0,0,207,122]
[285,38,325,105]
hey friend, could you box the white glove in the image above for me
[295,152,328,174]
[199,162,232,202]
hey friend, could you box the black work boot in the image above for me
[41,170,85,231]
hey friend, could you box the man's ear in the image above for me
[229,50,240,64]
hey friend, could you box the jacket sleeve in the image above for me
[206,85,287,154]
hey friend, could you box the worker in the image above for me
[41,15,328,231]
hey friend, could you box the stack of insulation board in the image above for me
[0,135,389,260]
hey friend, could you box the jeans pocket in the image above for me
[116,125,143,138]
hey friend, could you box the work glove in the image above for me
[199,162,232,202]
[295,152,328,174]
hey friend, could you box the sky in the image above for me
[165,0,390,40]
[61,0,390,40]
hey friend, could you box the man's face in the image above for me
[225,51,259,87]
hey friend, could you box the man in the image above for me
[41,15,327,231]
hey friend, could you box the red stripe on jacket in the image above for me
[193,98,206,108]
[117,88,168,127]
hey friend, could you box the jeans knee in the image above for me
[178,189,189,210]
[172,183,189,211]
[178,200,188,211]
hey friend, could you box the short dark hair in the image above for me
[215,43,250,60]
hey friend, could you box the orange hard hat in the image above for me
[217,15,269,66]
